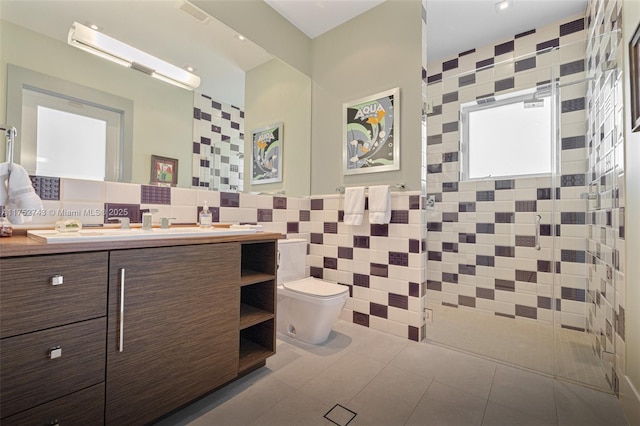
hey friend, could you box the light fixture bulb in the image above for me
[495,0,512,12]
[236,34,246,42]
[68,22,200,90]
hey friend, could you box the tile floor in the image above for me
[427,304,611,390]
[157,320,629,426]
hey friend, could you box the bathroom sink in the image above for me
[27,226,257,243]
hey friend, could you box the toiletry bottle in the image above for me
[0,215,13,237]
[200,201,212,228]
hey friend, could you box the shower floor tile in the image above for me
[425,303,610,390]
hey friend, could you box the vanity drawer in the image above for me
[0,317,106,418]
[0,251,108,338]
[1,383,104,426]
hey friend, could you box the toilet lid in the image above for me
[283,277,349,298]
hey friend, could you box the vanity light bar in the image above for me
[67,22,201,91]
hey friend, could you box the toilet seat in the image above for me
[282,277,349,299]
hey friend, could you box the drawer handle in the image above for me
[49,346,62,359]
[46,420,59,426]
[51,274,64,286]
[119,268,125,352]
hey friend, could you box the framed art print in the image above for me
[251,122,283,184]
[343,87,400,175]
[150,155,178,187]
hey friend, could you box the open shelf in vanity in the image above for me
[238,241,277,374]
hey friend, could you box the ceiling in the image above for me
[262,0,589,62]
[0,0,588,106]
[425,0,588,63]
[264,0,386,39]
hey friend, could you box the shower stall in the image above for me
[423,28,624,393]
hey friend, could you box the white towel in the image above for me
[368,185,391,224]
[0,163,43,224]
[343,186,365,226]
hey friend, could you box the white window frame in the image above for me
[461,87,553,181]
[21,88,121,181]
[6,64,133,182]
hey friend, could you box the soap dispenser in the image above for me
[199,201,212,228]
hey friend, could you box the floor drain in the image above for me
[324,403,357,426]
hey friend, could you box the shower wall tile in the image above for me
[426,13,590,331]
[585,0,624,393]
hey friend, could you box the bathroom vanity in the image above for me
[0,232,280,425]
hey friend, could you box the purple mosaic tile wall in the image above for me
[193,94,244,192]
[30,176,60,201]
[425,15,589,329]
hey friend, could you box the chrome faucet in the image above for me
[108,217,130,229]
[160,217,175,229]
[141,209,159,231]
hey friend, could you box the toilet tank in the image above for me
[277,239,307,284]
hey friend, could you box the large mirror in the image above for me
[0,0,311,197]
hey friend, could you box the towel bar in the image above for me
[336,183,406,194]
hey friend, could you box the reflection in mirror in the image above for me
[0,1,312,196]
[6,64,134,182]
[245,58,311,197]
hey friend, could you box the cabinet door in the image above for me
[106,243,240,425]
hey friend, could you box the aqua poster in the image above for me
[252,123,283,184]
[344,88,400,175]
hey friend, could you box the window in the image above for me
[6,64,133,182]
[461,88,552,180]
[22,89,121,181]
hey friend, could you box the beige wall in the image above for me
[310,0,423,195]
[0,20,194,187]
[245,59,312,197]
[622,1,640,422]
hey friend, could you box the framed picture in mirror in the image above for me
[251,123,283,185]
[630,22,640,132]
[343,87,400,175]
[150,155,178,187]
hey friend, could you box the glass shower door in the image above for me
[551,35,622,392]
[424,48,559,377]
[424,33,621,393]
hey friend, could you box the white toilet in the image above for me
[277,238,349,344]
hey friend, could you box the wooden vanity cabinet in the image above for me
[0,234,279,425]
[105,243,241,425]
[0,252,108,425]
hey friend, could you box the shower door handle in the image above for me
[535,215,542,251]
